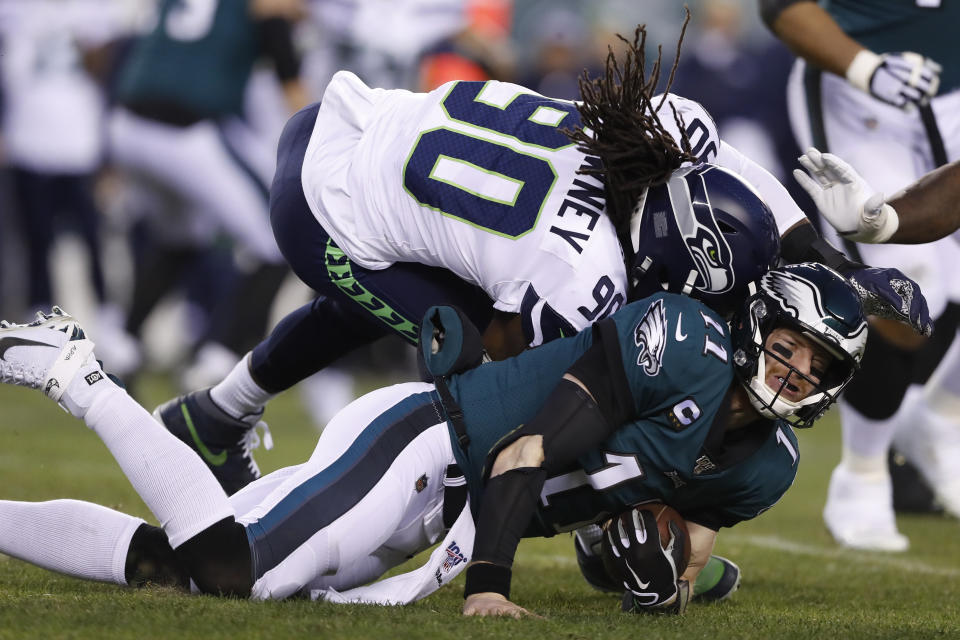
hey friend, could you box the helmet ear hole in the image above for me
[717,220,737,234]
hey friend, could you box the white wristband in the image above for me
[858,203,900,243]
[845,49,882,93]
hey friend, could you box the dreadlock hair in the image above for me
[566,10,696,240]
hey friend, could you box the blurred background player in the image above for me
[762,0,960,550]
[105,0,310,390]
[0,0,138,371]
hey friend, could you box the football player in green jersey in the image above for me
[763,0,960,551]
[0,262,865,616]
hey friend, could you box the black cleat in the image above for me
[153,389,272,495]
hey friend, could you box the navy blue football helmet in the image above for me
[730,263,868,428]
[627,164,780,317]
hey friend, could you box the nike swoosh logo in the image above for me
[0,337,56,360]
[181,404,228,467]
[675,313,688,342]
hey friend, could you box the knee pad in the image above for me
[125,524,190,589]
[174,517,253,597]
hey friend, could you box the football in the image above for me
[604,502,691,575]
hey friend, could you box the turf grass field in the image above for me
[0,374,958,640]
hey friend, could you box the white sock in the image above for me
[210,352,276,421]
[84,388,235,548]
[0,499,142,585]
[838,400,893,475]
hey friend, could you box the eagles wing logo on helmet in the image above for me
[668,168,735,295]
[763,269,822,320]
[763,268,866,349]
[634,299,668,376]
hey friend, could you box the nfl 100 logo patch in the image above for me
[434,541,467,587]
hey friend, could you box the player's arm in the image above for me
[794,146,960,245]
[463,324,634,617]
[760,0,862,76]
[887,162,960,243]
[249,0,310,113]
[761,0,940,109]
[715,140,807,235]
[716,140,932,336]
[680,522,717,586]
[480,311,528,361]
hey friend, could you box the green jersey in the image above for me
[116,0,260,118]
[824,0,960,91]
[447,292,799,534]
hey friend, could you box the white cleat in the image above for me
[823,464,909,552]
[0,307,116,418]
[0,307,95,401]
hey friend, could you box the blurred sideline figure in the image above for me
[763,0,960,551]
[106,0,311,388]
[0,0,138,368]
[417,0,516,90]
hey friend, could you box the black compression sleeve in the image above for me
[779,221,863,273]
[465,467,546,598]
[566,318,634,426]
[257,17,301,81]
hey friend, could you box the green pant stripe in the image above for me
[325,241,420,343]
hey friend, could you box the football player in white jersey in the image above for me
[150,21,928,500]
[148,21,928,604]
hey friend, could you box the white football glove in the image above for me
[846,50,941,109]
[793,148,899,244]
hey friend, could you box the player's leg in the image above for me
[9,167,56,308]
[178,115,294,389]
[239,383,452,600]
[803,67,946,550]
[0,308,250,594]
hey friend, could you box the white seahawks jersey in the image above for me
[302,71,801,345]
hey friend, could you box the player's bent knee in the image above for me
[125,524,191,589]
[174,517,254,597]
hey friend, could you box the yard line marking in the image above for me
[725,533,960,578]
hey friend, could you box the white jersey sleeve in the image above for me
[302,71,628,346]
[653,93,807,236]
[715,140,807,236]
[653,92,721,164]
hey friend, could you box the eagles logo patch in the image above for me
[634,299,668,376]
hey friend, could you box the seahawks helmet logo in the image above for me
[634,299,668,376]
[667,167,735,294]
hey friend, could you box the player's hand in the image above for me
[462,592,542,618]
[602,509,688,614]
[845,266,933,337]
[793,148,899,243]
[845,50,941,109]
